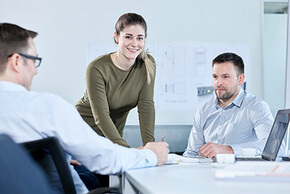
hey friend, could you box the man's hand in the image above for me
[199,142,233,158]
[144,142,169,166]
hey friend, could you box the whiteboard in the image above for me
[0,0,263,124]
[87,42,250,124]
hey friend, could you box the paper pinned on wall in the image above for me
[86,42,250,111]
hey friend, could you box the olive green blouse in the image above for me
[75,53,156,147]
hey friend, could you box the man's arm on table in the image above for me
[228,101,273,155]
[50,95,168,174]
[199,101,273,158]
[183,107,205,157]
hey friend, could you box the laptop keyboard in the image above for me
[235,157,264,161]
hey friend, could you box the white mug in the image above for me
[216,154,235,164]
[241,148,257,156]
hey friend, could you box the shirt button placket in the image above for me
[217,109,224,142]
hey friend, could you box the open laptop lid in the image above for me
[262,109,290,161]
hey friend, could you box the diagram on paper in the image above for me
[86,42,250,111]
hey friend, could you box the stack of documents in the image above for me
[166,153,213,165]
[215,161,290,182]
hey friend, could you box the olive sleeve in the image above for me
[86,63,130,147]
[137,58,156,145]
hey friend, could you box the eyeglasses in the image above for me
[8,53,42,68]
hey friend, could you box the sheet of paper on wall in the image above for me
[86,42,250,112]
[215,161,290,182]
[166,153,213,165]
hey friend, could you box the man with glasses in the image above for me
[0,23,169,194]
[8,53,42,67]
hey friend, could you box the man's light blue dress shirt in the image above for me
[0,81,157,194]
[184,88,274,157]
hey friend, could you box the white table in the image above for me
[122,163,290,194]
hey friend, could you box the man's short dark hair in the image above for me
[212,52,244,76]
[0,23,37,72]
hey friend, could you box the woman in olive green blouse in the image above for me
[75,13,156,147]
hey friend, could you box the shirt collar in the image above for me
[0,81,27,92]
[215,88,246,109]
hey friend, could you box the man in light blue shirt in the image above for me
[183,52,273,158]
[0,23,169,194]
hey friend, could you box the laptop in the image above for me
[236,109,290,161]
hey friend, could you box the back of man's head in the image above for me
[212,52,244,76]
[0,23,37,73]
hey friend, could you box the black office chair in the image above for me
[21,137,120,194]
[0,134,54,194]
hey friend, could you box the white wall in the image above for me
[285,0,290,155]
[0,0,263,124]
[287,1,290,109]
[263,14,287,115]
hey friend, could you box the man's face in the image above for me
[212,62,243,102]
[18,38,38,90]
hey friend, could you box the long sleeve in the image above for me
[229,99,273,155]
[85,61,130,147]
[0,81,158,176]
[76,54,157,148]
[183,106,205,157]
[138,63,156,146]
[53,96,157,174]
[183,89,275,158]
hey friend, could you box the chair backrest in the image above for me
[0,134,54,194]
[21,137,76,194]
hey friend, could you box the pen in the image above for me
[161,134,166,142]
[271,164,279,173]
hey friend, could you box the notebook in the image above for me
[236,109,290,161]
[166,154,213,165]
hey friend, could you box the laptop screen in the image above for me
[262,109,290,161]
